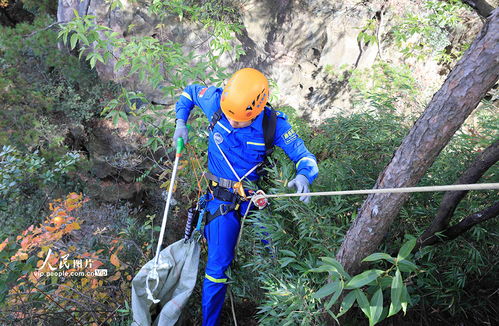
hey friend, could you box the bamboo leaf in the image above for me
[362,252,395,264]
[325,280,344,310]
[112,112,119,126]
[90,55,96,69]
[355,289,371,319]
[401,284,411,315]
[388,269,403,317]
[320,257,349,278]
[279,257,296,268]
[369,287,383,326]
[397,259,418,272]
[70,33,78,50]
[279,249,297,257]
[345,269,383,289]
[397,237,416,260]
[337,291,356,317]
[313,280,339,300]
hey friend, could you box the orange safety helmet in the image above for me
[220,68,269,122]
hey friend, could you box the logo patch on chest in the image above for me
[213,132,224,145]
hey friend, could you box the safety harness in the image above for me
[204,105,277,224]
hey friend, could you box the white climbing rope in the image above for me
[251,183,499,200]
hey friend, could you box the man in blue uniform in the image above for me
[172,68,318,325]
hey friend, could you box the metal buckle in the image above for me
[219,204,232,216]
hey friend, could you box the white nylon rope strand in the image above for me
[214,140,242,181]
[255,183,499,199]
[214,139,262,182]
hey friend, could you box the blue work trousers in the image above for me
[201,199,250,326]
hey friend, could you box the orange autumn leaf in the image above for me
[50,205,61,213]
[44,226,57,232]
[20,235,33,249]
[110,253,120,268]
[108,271,121,281]
[53,210,68,218]
[14,252,28,261]
[68,193,81,200]
[31,227,42,236]
[91,279,98,289]
[52,216,65,225]
[67,222,81,231]
[89,260,104,271]
[0,238,8,251]
[28,272,40,284]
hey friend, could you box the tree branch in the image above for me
[376,5,386,61]
[418,139,499,245]
[419,201,499,247]
[461,0,495,19]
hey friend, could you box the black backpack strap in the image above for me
[208,108,223,133]
[257,104,277,176]
[262,104,277,157]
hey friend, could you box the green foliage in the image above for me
[57,0,245,167]
[391,0,470,61]
[0,145,81,234]
[0,15,117,151]
[58,0,244,97]
[324,63,352,82]
[21,0,58,16]
[150,0,245,56]
[226,110,401,324]
[0,14,110,240]
[357,18,378,46]
[404,105,498,323]
[348,62,420,113]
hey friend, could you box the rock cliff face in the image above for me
[53,0,491,202]
[57,0,484,122]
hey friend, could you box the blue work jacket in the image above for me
[175,85,318,184]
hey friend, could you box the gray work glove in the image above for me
[287,174,311,203]
[173,119,189,145]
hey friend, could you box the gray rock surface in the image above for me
[57,0,484,123]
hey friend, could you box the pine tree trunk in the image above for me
[335,9,499,275]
